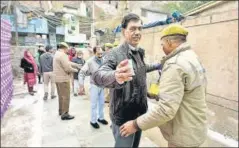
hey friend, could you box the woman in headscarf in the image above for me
[20,50,38,95]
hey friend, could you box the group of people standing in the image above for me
[19,42,109,123]
[20,44,56,98]
[20,12,208,147]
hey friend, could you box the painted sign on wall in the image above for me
[24,37,46,46]
[56,26,65,35]
[63,14,86,43]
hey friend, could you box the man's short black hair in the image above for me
[93,46,101,54]
[121,13,143,29]
[45,45,53,52]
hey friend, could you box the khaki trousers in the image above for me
[104,89,110,102]
[168,140,208,147]
[56,82,70,114]
[43,72,55,96]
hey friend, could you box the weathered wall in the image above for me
[180,9,238,141]
[11,46,37,79]
[194,1,238,17]
[116,5,238,143]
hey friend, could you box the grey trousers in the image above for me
[112,123,142,148]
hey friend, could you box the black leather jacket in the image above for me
[20,58,35,73]
[93,42,159,126]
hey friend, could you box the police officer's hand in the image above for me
[120,120,137,137]
[115,59,133,84]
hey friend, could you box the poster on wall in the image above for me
[64,14,86,43]
[24,37,46,46]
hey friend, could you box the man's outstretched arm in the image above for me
[93,51,129,89]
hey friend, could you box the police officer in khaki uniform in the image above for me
[53,42,81,120]
[119,24,208,147]
[102,43,113,103]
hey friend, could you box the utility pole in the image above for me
[13,1,19,46]
[39,1,42,8]
[91,0,95,38]
[7,1,12,14]
[90,0,96,47]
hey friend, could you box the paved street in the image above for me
[1,80,157,147]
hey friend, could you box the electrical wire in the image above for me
[20,3,119,24]
[21,4,93,23]
[30,3,118,22]
[17,3,122,32]
[30,9,62,25]
[21,4,63,26]
[31,10,62,26]
[29,11,62,29]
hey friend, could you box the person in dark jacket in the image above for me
[40,45,56,100]
[71,50,85,96]
[92,13,161,147]
[20,50,38,96]
[35,44,45,84]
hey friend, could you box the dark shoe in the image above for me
[39,82,43,84]
[29,92,34,96]
[90,122,100,129]
[59,109,62,116]
[43,93,48,100]
[98,119,108,125]
[74,93,78,97]
[61,113,75,120]
[51,95,56,99]
[33,90,37,93]
[43,96,47,100]
[59,110,62,116]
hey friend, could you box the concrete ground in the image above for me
[1,80,157,147]
[1,78,238,147]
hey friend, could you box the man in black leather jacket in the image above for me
[93,13,160,147]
